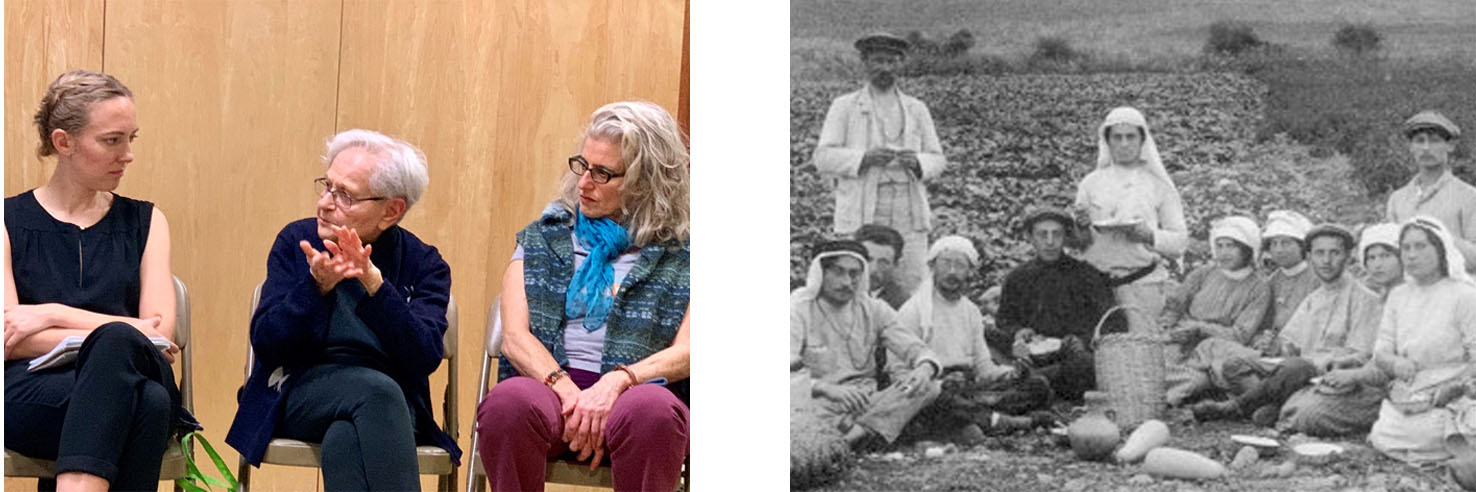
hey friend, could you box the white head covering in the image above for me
[1096,107,1177,194]
[1358,223,1402,270]
[926,235,980,265]
[912,235,981,336]
[1210,216,1262,269]
[793,248,872,303]
[1262,210,1314,242]
[1402,216,1473,285]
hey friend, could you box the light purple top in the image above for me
[512,232,640,372]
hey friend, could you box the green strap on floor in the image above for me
[176,431,239,492]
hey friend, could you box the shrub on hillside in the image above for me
[1030,36,1083,63]
[943,29,976,56]
[1332,24,1382,55]
[1205,21,1264,55]
[1255,58,1476,195]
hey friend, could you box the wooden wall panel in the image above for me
[3,0,104,197]
[102,1,343,491]
[5,1,684,491]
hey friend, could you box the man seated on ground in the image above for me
[791,240,943,449]
[890,236,1055,442]
[1191,224,1383,431]
[994,208,1120,401]
[1258,210,1320,352]
[855,223,912,309]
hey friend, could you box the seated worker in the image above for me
[1191,224,1383,432]
[1160,216,1272,406]
[791,240,942,449]
[890,236,1055,443]
[995,208,1120,401]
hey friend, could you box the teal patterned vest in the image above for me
[498,204,690,402]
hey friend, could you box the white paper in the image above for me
[28,335,173,372]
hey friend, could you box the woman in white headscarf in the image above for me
[1158,216,1273,406]
[1368,216,1476,464]
[1074,107,1189,334]
[1359,223,1405,300]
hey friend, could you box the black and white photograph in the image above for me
[788,1,1476,490]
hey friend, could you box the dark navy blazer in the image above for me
[225,218,460,465]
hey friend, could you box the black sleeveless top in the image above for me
[5,190,153,318]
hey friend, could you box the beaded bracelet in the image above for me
[543,369,569,388]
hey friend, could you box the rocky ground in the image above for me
[809,406,1464,492]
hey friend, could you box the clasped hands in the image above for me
[300,225,382,296]
[860,147,922,179]
[552,372,637,470]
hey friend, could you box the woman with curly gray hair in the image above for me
[477,101,690,491]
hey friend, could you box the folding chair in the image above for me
[236,282,459,492]
[4,276,195,491]
[465,297,689,492]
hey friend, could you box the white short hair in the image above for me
[323,129,429,211]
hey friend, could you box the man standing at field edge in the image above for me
[1385,110,1476,273]
[812,32,949,295]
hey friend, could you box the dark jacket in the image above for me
[226,218,460,465]
[993,255,1122,349]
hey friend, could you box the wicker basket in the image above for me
[1092,305,1167,428]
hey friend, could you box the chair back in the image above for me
[485,296,504,358]
[173,276,194,415]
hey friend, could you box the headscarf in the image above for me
[926,235,980,265]
[1210,216,1261,274]
[1358,223,1401,270]
[566,208,632,331]
[913,235,980,333]
[1095,107,1177,194]
[1401,216,1473,285]
[793,240,871,303]
[1262,210,1313,243]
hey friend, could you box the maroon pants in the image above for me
[476,376,689,491]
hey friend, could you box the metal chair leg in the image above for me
[236,456,252,492]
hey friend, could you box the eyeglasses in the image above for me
[314,177,387,209]
[568,155,625,184]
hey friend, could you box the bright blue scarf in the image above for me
[565,208,631,331]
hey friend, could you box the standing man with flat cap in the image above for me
[1386,110,1476,273]
[812,32,948,295]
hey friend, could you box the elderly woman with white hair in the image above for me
[477,101,690,492]
[890,236,1055,440]
[1074,107,1189,335]
[226,129,457,490]
[1368,217,1476,464]
[1158,216,1273,407]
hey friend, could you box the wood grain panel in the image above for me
[100,1,342,490]
[335,2,477,490]
[6,1,684,491]
[3,0,104,197]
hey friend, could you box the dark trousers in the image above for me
[1234,357,1318,412]
[4,323,176,491]
[276,364,419,492]
[900,372,1053,441]
[1031,336,1096,402]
